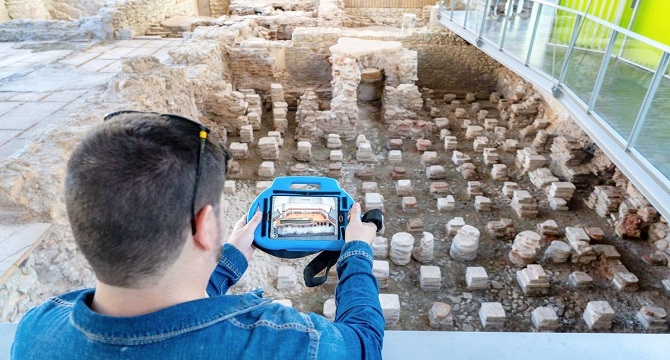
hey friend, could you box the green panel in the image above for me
[624,0,670,71]
[553,0,670,69]
[632,0,670,46]
[554,0,634,50]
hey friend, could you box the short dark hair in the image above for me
[65,113,226,288]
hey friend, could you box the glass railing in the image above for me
[438,0,670,213]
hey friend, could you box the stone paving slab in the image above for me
[0,102,21,115]
[0,39,183,161]
[0,101,65,131]
[6,92,50,102]
[0,223,52,284]
[0,130,21,145]
[0,138,28,160]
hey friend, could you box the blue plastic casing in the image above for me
[247,176,355,253]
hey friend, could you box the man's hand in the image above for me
[344,202,377,245]
[226,211,262,261]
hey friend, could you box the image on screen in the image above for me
[270,196,339,240]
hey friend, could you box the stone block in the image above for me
[224,180,236,195]
[531,307,560,331]
[568,271,593,288]
[330,150,343,161]
[479,302,506,330]
[323,298,336,321]
[373,260,390,289]
[437,196,455,212]
[388,150,402,163]
[258,161,275,178]
[401,197,418,213]
[583,301,614,331]
[420,266,441,291]
[396,180,413,196]
[372,236,388,259]
[229,142,249,160]
[429,302,454,329]
[466,266,489,290]
[380,294,401,326]
[446,217,465,236]
[277,265,297,290]
[364,193,384,213]
[636,305,668,331]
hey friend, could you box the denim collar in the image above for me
[70,288,271,345]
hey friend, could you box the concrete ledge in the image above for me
[383,331,670,359]
[0,323,16,360]
[2,324,669,359]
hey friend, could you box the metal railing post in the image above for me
[626,52,670,150]
[552,13,583,97]
[587,30,618,113]
[617,0,640,60]
[477,0,492,47]
[463,0,472,28]
[450,0,456,20]
[525,2,543,66]
[498,0,515,50]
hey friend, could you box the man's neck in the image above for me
[91,278,207,317]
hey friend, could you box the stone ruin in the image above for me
[0,0,668,337]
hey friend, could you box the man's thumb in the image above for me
[350,202,361,217]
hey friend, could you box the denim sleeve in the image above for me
[206,243,248,296]
[331,240,385,359]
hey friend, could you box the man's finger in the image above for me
[244,211,262,230]
[232,215,247,231]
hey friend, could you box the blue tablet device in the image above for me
[247,176,355,254]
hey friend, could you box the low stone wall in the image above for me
[109,0,197,38]
[0,14,114,41]
[345,7,426,27]
[229,0,317,15]
[0,0,199,41]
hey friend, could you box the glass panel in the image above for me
[449,0,466,27]
[618,37,662,72]
[632,65,670,178]
[500,1,544,61]
[527,4,566,78]
[481,0,506,45]
[592,42,658,140]
[465,0,488,34]
[563,17,613,105]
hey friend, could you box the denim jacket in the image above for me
[11,241,384,359]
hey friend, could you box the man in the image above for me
[12,112,384,359]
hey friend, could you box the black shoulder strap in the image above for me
[303,251,341,287]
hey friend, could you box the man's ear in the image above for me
[193,205,218,251]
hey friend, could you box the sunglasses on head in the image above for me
[103,110,230,236]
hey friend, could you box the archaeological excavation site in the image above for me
[1,0,670,350]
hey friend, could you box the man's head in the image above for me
[65,112,227,288]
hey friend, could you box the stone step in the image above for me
[145,31,169,38]
[0,223,52,284]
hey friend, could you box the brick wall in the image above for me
[209,0,229,17]
[287,27,501,93]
